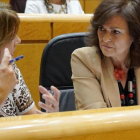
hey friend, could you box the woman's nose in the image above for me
[102,33,111,43]
[15,35,21,44]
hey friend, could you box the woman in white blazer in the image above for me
[25,0,84,14]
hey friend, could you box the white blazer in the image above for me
[25,0,84,14]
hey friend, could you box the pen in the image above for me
[9,55,24,64]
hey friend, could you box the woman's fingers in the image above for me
[0,48,18,105]
[38,101,54,113]
[38,85,60,113]
[42,94,59,109]
[39,85,52,106]
[50,86,60,101]
[39,85,51,96]
[1,48,11,66]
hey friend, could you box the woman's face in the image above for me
[97,15,134,59]
[0,35,21,63]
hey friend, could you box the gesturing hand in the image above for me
[36,85,60,113]
[0,48,18,106]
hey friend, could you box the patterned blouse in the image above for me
[0,63,34,117]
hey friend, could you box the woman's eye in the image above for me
[98,26,105,31]
[113,30,120,34]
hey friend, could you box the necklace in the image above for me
[114,68,126,81]
[44,0,68,14]
[118,69,137,106]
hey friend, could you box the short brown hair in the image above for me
[0,2,20,47]
[86,0,140,68]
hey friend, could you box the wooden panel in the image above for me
[51,14,92,37]
[85,0,102,14]
[53,22,90,37]
[18,14,52,41]
[13,43,46,108]
[17,14,93,40]
[1,106,140,139]
[0,0,9,4]
[79,0,85,12]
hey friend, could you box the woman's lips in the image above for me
[102,45,112,49]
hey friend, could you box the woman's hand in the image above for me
[36,85,60,113]
[0,48,18,106]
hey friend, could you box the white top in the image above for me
[25,0,84,14]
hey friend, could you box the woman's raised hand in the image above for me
[0,48,18,106]
[36,85,60,113]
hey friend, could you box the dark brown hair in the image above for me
[86,0,140,68]
[0,2,20,47]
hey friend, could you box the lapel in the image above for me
[134,68,140,105]
[102,57,121,107]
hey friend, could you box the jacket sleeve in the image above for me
[71,48,107,110]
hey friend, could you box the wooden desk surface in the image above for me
[1,106,140,140]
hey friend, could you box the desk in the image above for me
[1,106,140,140]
